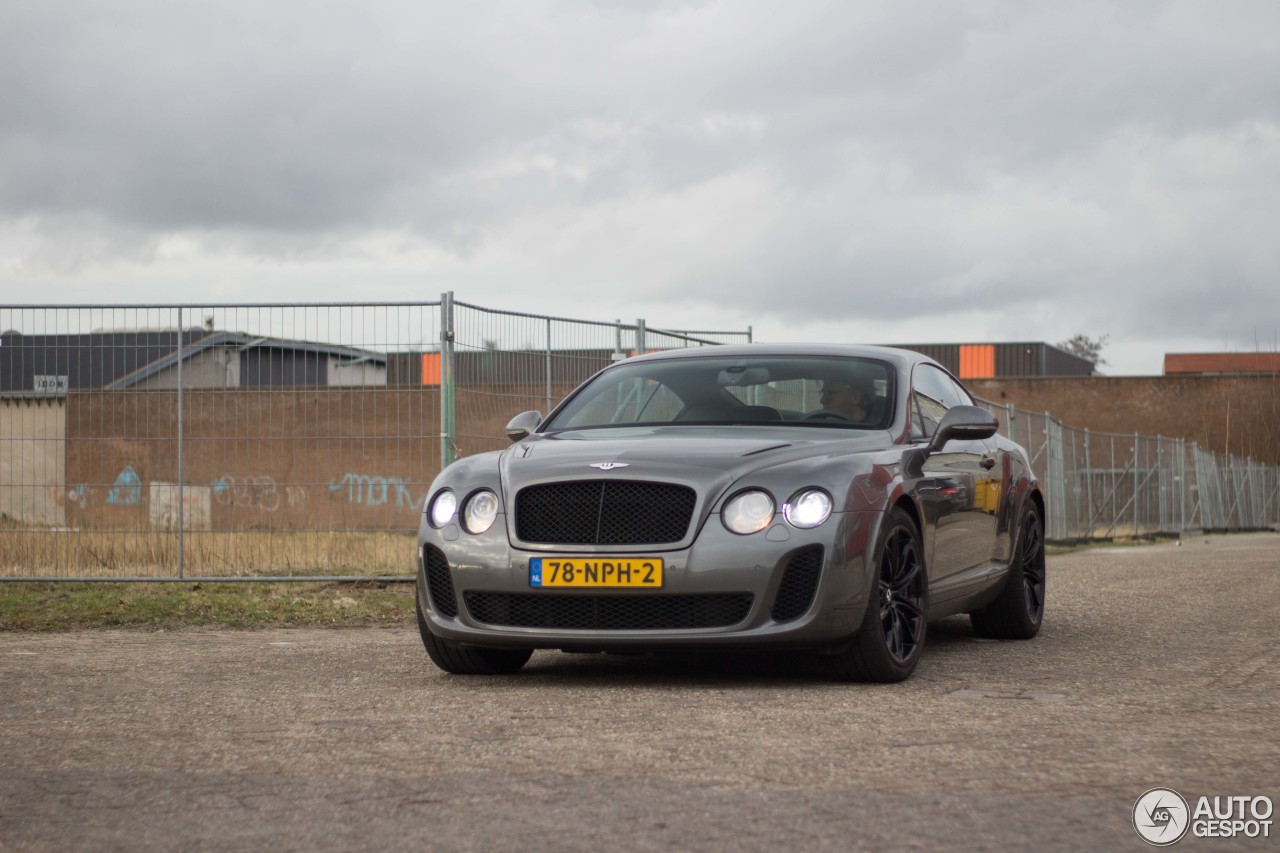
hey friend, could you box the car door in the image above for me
[910,364,1000,595]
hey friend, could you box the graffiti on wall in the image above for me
[327,473,418,508]
[106,466,144,505]
[211,475,307,513]
[66,483,101,509]
[64,466,421,517]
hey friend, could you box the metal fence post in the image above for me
[1066,423,1078,537]
[1179,439,1186,532]
[1083,429,1093,538]
[1134,432,1140,537]
[636,319,646,356]
[545,317,552,415]
[1157,437,1167,533]
[1109,434,1117,534]
[441,292,456,469]
[177,307,185,580]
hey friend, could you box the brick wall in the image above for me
[58,384,580,532]
[1164,353,1280,374]
[65,388,440,531]
[45,374,1280,534]
[967,375,1280,464]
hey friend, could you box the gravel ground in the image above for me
[1,532,1277,852]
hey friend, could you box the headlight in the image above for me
[722,489,775,535]
[461,489,499,534]
[428,490,457,528]
[783,489,833,528]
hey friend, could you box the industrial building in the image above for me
[884,342,1096,379]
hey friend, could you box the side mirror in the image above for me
[928,405,998,452]
[505,410,543,443]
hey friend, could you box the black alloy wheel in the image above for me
[970,501,1046,640]
[879,521,927,665]
[1019,507,1046,623]
[824,506,927,682]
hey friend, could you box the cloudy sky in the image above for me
[2,0,1278,374]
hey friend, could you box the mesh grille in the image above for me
[423,544,458,618]
[464,592,752,630]
[771,545,824,622]
[515,480,696,545]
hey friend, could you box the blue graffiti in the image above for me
[328,473,416,507]
[106,466,143,505]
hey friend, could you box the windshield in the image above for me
[545,355,895,431]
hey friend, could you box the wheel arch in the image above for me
[1027,486,1045,525]
[890,489,928,576]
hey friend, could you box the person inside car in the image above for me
[818,377,873,422]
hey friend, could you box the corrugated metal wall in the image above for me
[1040,345,1096,377]
[885,342,1094,378]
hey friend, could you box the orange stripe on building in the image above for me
[958,345,995,379]
[421,353,441,386]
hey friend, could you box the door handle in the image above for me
[980,456,996,470]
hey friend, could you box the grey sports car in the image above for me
[416,344,1045,682]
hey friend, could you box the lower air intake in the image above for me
[464,592,753,630]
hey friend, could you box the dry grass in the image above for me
[0,523,416,579]
[0,580,415,631]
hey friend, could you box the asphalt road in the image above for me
[2,533,1277,852]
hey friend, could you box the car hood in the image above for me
[500,426,894,496]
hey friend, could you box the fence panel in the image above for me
[1,303,439,580]
[971,396,1279,542]
[447,300,751,460]
[1,298,752,580]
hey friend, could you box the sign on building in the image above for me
[33,375,69,394]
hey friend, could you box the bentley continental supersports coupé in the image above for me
[416,345,1045,682]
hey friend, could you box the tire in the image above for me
[415,587,532,675]
[969,500,1046,640]
[823,506,928,683]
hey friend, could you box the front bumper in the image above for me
[416,510,883,651]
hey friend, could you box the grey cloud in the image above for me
[6,1,1279,231]
[2,0,1279,371]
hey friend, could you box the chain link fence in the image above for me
[443,295,751,463]
[1,297,1274,581]
[1,303,442,580]
[977,400,1279,540]
[0,297,750,581]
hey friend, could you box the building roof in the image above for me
[879,342,1095,378]
[0,329,385,392]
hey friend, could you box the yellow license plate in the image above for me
[529,557,663,588]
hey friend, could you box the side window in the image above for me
[911,364,968,439]
[939,371,974,408]
[913,393,948,439]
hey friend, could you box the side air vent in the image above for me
[423,544,458,618]
[771,545,824,622]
